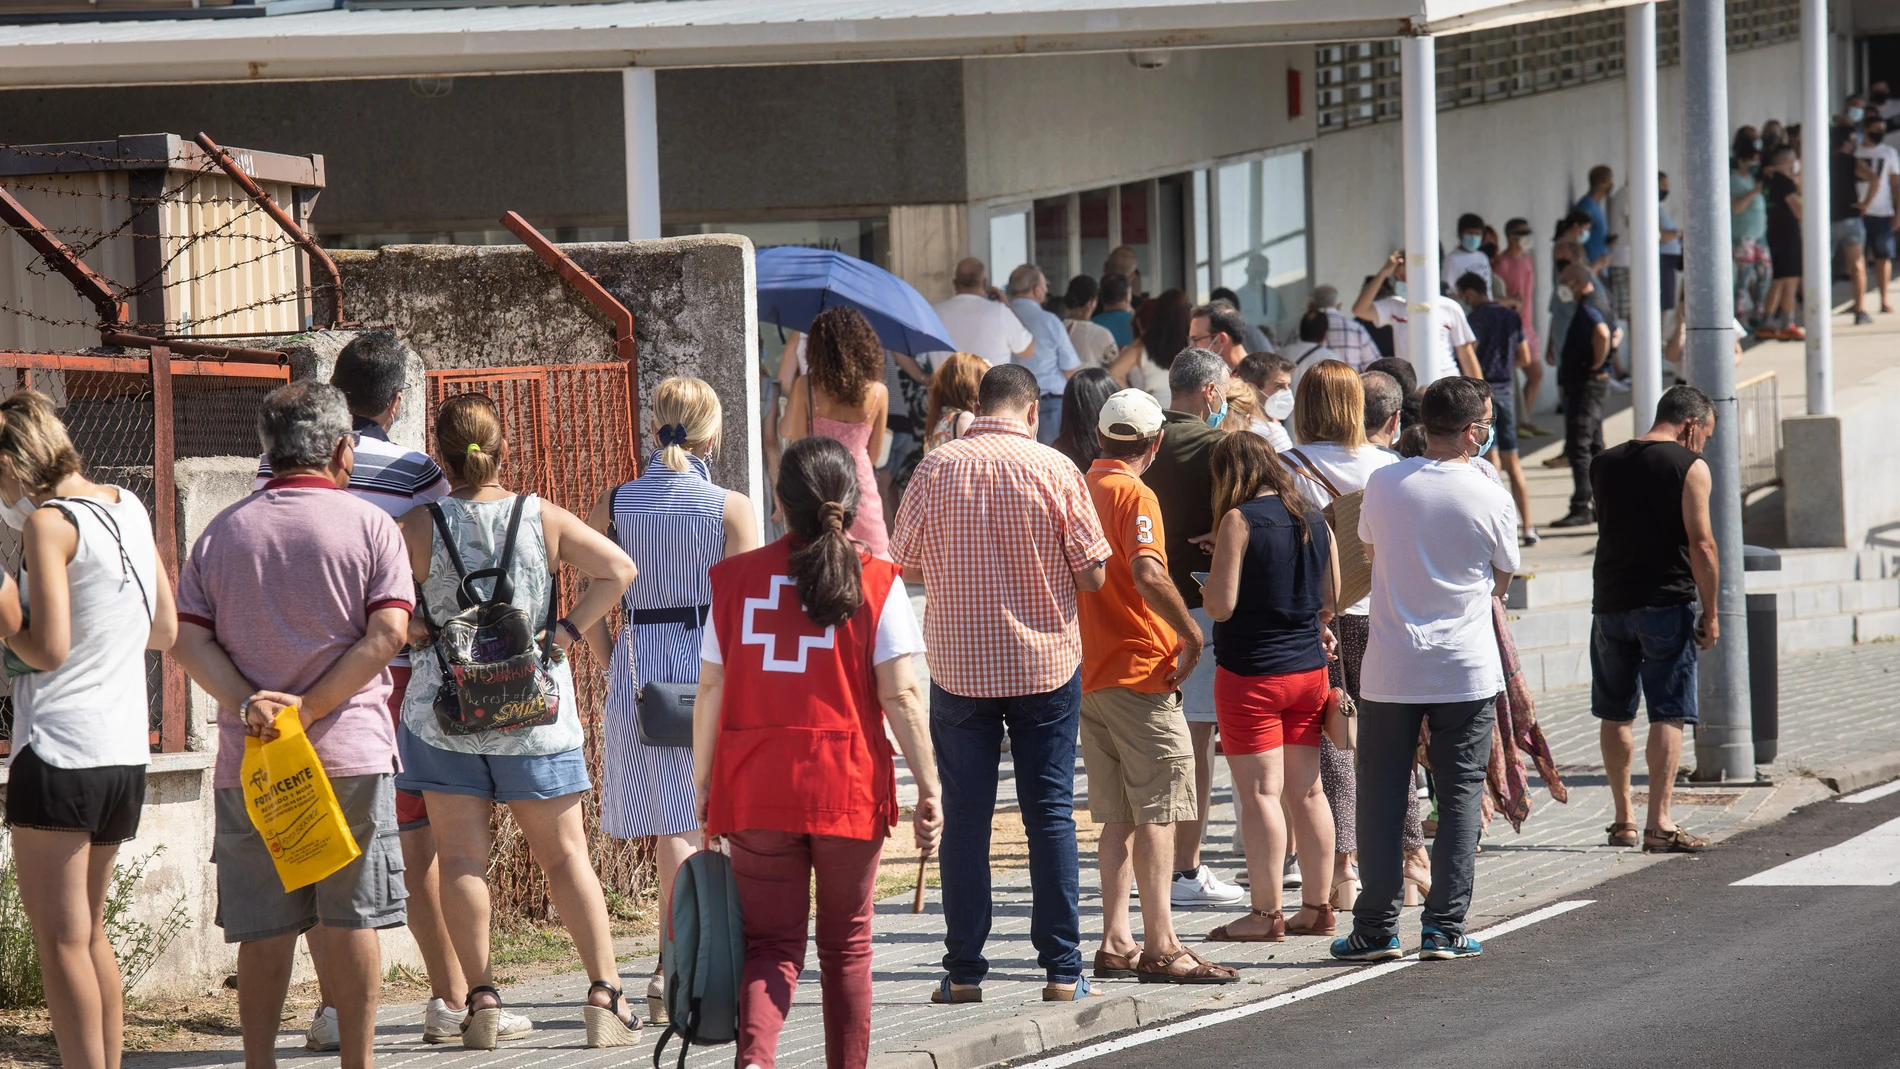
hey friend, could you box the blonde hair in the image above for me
[0,391,81,496]
[435,393,505,487]
[1293,360,1368,449]
[1221,378,1258,436]
[652,376,722,473]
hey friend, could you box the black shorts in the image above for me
[3,745,146,845]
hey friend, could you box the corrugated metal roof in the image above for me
[0,0,1635,87]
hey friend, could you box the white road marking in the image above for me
[1732,815,1900,886]
[1007,899,1595,1069]
[1838,779,1900,804]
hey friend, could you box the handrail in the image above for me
[102,331,286,365]
[0,184,129,330]
[1737,370,1777,391]
[500,210,641,465]
[193,132,343,327]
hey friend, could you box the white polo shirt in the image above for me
[932,293,1033,364]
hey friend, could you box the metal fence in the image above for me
[0,348,289,756]
[425,359,648,921]
[1737,370,1782,498]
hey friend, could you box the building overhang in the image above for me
[0,0,1649,89]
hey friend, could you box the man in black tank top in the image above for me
[1588,385,1721,855]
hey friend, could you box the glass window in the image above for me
[1215,151,1311,346]
[661,217,889,265]
[989,209,1030,279]
[1079,190,1112,282]
[1033,198,1071,280]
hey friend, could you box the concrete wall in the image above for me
[1311,41,1803,408]
[334,236,762,508]
[1784,362,1900,552]
[960,46,1315,204]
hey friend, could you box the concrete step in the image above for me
[1505,566,1593,610]
[1749,547,1890,586]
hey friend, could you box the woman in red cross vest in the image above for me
[694,436,943,1069]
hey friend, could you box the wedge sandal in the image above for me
[582,980,643,1048]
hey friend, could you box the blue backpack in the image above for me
[652,849,746,1069]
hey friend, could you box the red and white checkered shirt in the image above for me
[891,417,1111,699]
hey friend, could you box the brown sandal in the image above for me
[1284,903,1336,936]
[1137,947,1239,984]
[1092,948,1139,979]
[1643,826,1709,853]
[1606,822,1639,848]
[1205,908,1285,942]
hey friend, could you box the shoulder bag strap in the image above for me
[46,498,153,621]
[1282,449,1345,502]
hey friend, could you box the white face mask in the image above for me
[1556,284,1577,303]
[1264,388,1296,422]
[0,495,34,531]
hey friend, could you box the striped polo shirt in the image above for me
[256,416,449,666]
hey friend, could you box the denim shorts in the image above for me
[1866,216,1896,261]
[1832,217,1866,252]
[1489,383,1519,454]
[1590,604,1699,724]
[1180,608,1218,724]
[394,723,592,801]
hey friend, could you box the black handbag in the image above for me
[421,495,562,736]
[636,681,697,748]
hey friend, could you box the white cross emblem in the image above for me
[741,575,835,672]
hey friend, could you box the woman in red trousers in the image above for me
[694,436,943,1069]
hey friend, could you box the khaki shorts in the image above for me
[1079,688,1197,825]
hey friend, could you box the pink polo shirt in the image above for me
[176,475,415,789]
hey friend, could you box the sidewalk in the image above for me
[125,640,1900,1069]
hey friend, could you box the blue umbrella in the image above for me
[754,246,955,356]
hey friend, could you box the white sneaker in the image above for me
[1170,864,1245,906]
[1283,854,1303,890]
[305,1007,340,1052]
[424,998,533,1044]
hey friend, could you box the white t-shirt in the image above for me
[1066,318,1120,366]
[1247,416,1293,452]
[1371,294,1475,385]
[932,293,1033,365]
[1357,458,1520,703]
[700,576,925,668]
[1856,142,1900,217]
[1280,441,1401,616]
[1442,248,1493,289]
[1125,347,1174,413]
[1284,340,1336,391]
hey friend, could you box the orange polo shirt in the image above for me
[1078,458,1181,694]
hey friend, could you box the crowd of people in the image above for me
[0,219,1740,1069]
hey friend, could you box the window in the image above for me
[1316,41,1402,132]
[1213,150,1311,344]
[988,209,1030,280]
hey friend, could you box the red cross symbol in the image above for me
[741,575,835,672]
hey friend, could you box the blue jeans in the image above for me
[930,671,1082,985]
[1036,394,1063,446]
[1591,604,1700,724]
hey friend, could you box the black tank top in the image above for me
[1589,440,1699,613]
[1211,495,1331,677]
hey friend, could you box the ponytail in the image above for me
[651,376,722,473]
[435,393,506,487]
[776,437,864,628]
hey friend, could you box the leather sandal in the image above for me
[1643,826,1709,853]
[1092,948,1139,979]
[1205,908,1285,943]
[1285,903,1336,936]
[582,980,642,1048]
[1606,822,1639,848]
[461,985,505,1051]
[1136,947,1239,984]
[1042,976,1099,1001]
[930,977,982,1004]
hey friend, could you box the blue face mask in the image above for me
[1206,397,1229,429]
[1849,106,1866,123]
[1578,227,1592,245]
[1460,233,1483,252]
[1392,280,1408,300]
[1475,420,1496,456]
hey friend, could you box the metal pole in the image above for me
[1682,0,1754,782]
[1801,0,1832,414]
[623,67,661,241]
[1400,34,1441,382]
[1626,3,1664,429]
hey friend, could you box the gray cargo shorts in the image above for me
[212,772,408,943]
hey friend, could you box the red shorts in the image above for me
[1213,665,1329,754]
[388,666,429,830]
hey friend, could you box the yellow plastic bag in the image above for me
[240,708,361,892]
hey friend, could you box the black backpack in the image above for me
[421,495,561,736]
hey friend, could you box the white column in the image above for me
[1626,2,1664,428]
[1400,35,1440,382]
[623,68,661,241]
[1801,0,1832,414]
[1065,193,1082,284]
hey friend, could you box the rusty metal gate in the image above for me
[425,359,647,916]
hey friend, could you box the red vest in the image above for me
[704,537,901,841]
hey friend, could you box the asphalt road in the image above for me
[1061,784,1900,1069]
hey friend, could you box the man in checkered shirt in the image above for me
[892,362,1111,1003]
[1310,284,1382,370]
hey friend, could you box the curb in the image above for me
[1814,752,1900,795]
[870,749,1900,1069]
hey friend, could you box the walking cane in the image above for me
[912,849,931,914]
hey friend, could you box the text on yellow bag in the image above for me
[240,708,361,892]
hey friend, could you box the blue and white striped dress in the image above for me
[601,450,730,838]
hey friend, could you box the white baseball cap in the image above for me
[1097,388,1165,441]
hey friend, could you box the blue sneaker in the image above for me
[1418,926,1482,960]
[1330,931,1403,962]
